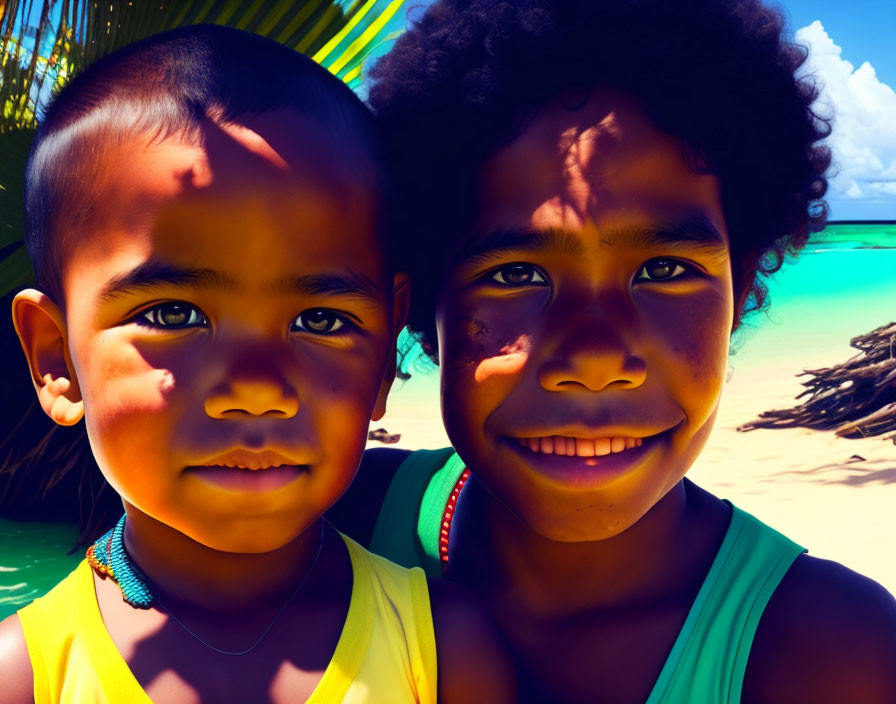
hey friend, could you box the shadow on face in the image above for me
[18,109,399,553]
[435,88,735,542]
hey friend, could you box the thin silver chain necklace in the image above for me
[154,531,325,657]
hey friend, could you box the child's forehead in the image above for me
[97,110,378,207]
[61,114,387,299]
[472,90,727,246]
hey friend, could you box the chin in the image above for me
[175,515,313,554]
[514,498,647,543]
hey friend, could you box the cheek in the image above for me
[643,289,731,410]
[77,334,182,423]
[437,298,537,433]
[438,294,542,369]
[71,334,192,478]
[304,350,384,435]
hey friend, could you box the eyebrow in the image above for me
[454,228,585,266]
[99,259,385,306]
[600,213,727,252]
[454,212,726,266]
[269,271,385,306]
[99,261,238,303]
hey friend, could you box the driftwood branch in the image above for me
[738,322,896,442]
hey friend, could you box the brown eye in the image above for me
[293,309,346,334]
[491,264,547,286]
[636,259,688,282]
[140,303,207,329]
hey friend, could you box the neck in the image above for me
[449,477,728,620]
[121,504,324,612]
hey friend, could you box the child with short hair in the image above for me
[0,24,512,704]
[329,1,896,701]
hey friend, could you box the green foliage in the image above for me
[0,127,35,287]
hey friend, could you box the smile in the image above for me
[513,435,643,457]
[502,430,667,488]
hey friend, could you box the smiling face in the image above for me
[436,89,734,542]
[36,111,398,552]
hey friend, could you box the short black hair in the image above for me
[368,0,831,360]
[25,23,383,304]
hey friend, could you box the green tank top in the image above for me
[369,448,806,704]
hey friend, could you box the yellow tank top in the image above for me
[18,533,437,703]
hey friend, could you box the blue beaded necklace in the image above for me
[86,514,154,609]
[86,513,326,655]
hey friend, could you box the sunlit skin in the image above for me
[439,89,733,543]
[46,114,397,555]
[10,111,407,700]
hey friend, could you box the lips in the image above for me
[501,428,670,488]
[193,448,308,471]
[185,448,311,492]
[514,435,643,457]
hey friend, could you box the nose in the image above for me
[205,367,299,419]
[537,317,647,393]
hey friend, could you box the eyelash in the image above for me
[133,303,355,336]
[487,263,549,287]
[634,258,701,283]
[135,302,208,329]
[290,309,354,336]
[485,258,699,289]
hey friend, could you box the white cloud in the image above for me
[795,21,896,209]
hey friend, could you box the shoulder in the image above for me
[743,553,896,704]
[427,578,516,703]
[0,613,35,704]
[327,448,412,546]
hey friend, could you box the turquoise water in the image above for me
[730,225,896,366]
[0,223,893,620]
[0,519,81,618]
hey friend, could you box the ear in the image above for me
[372,272,411,422]
[12,289,84,426]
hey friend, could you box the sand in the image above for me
[369,333,896,595]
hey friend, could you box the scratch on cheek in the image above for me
[462,318,489,367]
[473,335,532,383]
[467,318,488,339]
[158,370,175,395]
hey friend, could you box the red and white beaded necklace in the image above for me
[438,468,471,573]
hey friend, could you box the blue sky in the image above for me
[762,1,896,219]
[777,0,896,89]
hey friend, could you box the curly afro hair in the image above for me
[368,0,831,361]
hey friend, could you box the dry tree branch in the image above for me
[738,322,896,442]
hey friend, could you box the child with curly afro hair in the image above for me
[329,1,896,701]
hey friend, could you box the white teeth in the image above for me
[594,437,612,456]
[576,438,595,457]
[515,435,644,457]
